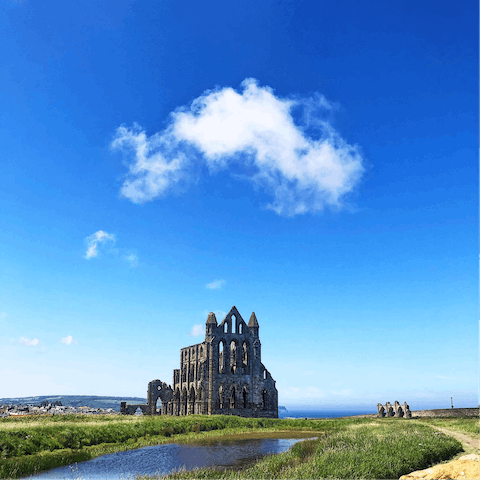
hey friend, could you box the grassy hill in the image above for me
[0,395,146,411]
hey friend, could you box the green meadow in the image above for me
[0,414,468,479]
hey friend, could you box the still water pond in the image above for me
[26,437,314,480]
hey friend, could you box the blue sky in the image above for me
[0,0,477,410]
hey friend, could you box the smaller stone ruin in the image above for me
[377,401,411,418]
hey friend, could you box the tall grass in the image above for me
[0,415,323,478]
[154,419,464,480]
[0,416,466,479]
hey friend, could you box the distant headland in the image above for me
[0,395,146,412]
[1,396,289,413]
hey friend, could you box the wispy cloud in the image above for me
[202,309,226,320]
[206,279,225,290]
[60,335,76,345]
[112,79,364,216]
[329,388,352,396]
[124,253,139,267]
[281,386,325,399]
[84,230,116,259]
[19,337,39,346]
[188,324,205,337]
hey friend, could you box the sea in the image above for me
[278,409,376,419]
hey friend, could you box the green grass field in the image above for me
[0,414,469,479]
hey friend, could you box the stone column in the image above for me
[394,401,403,417]
[403,402,412,418]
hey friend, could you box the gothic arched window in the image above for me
[262,389,268,410]
[218,341,224,374]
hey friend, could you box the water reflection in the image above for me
[25,437,315,480]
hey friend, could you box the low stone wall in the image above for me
[347,408,478,419]
[411,408,479,418]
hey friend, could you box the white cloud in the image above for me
[124,253,139,267]
[202,309,226,320]
[306,387,324,398]
[84,230,116,259]
[206,279,225,290]
[112,79,364,216]
[19,337,39,346]
[188,324,205,337]
[60,335,76,345]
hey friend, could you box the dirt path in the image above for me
[429,426,479,456]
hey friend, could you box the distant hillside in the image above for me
[1,396,289,413]
[0,395,146,412]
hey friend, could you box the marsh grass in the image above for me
[0,415,323,478]
[149,419,463,480]
[0,416,466,479]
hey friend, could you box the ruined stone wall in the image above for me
[334,407,479,420]
[411,408,479,418]
[171,341,208,415]
[206,307,278,418]
[122,306,278,418]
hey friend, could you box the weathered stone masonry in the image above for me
[377,401,411,418]
[121,306,278,418]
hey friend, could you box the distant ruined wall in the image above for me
[377,401,411,418]
[411,408,479,418]
[352,407,478,420]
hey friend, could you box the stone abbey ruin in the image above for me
[121,306,278,418]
